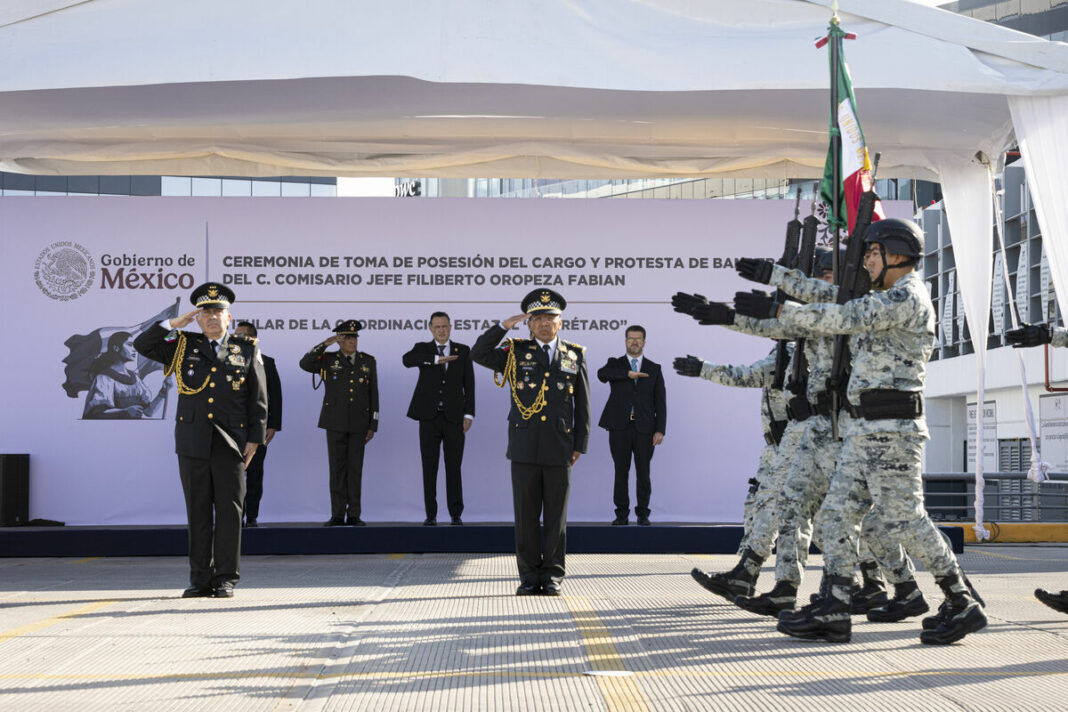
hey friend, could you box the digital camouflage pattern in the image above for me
[1053,327,1068,348]
[775,270,933,438]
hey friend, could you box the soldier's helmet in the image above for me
[813,247,834,275]
[862,218,924,259]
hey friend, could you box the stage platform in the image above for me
[0,521,964,557]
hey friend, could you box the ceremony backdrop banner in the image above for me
[2,197,909,525]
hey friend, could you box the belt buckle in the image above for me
[629,412,635,421]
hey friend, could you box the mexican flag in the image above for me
[818,22,884,236]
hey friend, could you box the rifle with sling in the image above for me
[828,153,881,437]
[785,187,820,420]
[770,188,803,390]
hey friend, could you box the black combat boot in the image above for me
[691,549,764,602]
[923,574,984,629]
[851,561,889,614]
[919,573,987,645]
[867,578,929,622]
[776,575,852,643]
[1035,589,1068,614]
[781,570,832,625]
[734,580,798,617]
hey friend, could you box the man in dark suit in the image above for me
[234,321,282,528]
[134,282,268,598]
[597,325,666,526]
[472,289,590,596]
[402,312,475,526]
[299,320,378,526]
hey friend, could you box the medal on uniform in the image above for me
[516,382,524,391]
[557,382,565,390]
[524,352,533,360]
[230,345,240,354]
[187,369,194,377]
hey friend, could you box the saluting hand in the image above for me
[171,309,199,328]
[438,354,459,364]
[502,313,530,329]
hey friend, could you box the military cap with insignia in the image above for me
[190,282,235,309]
[522,288,567,315]
[333,319,364,335]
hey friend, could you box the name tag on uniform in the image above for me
[560,358,578,374]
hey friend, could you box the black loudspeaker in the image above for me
[0,454,29,526]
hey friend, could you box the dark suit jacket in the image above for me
[402,340,475,423]
[262,354,283,431]
[472,324,590,467]
[597,355,667,435]
[134,324,269,459]
[299,345,379,433]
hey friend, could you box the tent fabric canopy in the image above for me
[0,0,1064,179]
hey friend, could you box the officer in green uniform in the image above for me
[471,289,591,596]
[300,320,379,526]
[134,282,268,598]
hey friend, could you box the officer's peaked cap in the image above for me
[190,282,234,309]
[333,319,363,335]
[522,289,567,315]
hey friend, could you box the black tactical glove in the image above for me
[673,355,704,377]
[692,301,735,325]
[671,291,709,316]
[733,290,780,320]
[736,257,774,285]
[1006,323,1054,348]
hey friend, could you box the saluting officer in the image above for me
[471,289,591,596]
[134,282,268,598]
[300,320,379,526]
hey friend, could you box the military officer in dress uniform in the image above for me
[471,289,590,596]
[299,320,379,526]
[134,282,268,598]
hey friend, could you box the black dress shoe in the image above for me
[213,582,235,598]
[423,518,437,526]
[182,586,214,598]
[450,517,463,526]
[636,516,651,526]
[348,518,367,526]
[244,518,258,528]
[543,582,562,596]
[516,582,541,596]
[324,517,345,527]
[611,516,629,526]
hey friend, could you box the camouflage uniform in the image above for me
[775,269,964,588]
[698,346,800,556]
[1052,328,1068,348]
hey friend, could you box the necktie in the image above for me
[210,340,219,357]
[543,343,550,362]
[631,357,638,372]
[437,343,445,356]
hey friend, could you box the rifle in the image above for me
[786,187,820,403]
[828,153,882,437]
[771,188,803,390]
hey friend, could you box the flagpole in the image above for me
[830,19,842,269]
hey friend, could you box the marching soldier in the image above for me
[471,289,590,596]
[299,320,379,526]
[734,217,986,645]
[134,282,268,598]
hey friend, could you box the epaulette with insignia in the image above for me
[231,333,257,344]
[561,340,586,352]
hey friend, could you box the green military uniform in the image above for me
[299,320,379,524]
[134,282,268,595]
[471,289,590,592]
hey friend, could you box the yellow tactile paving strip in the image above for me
[0,547,1066,711]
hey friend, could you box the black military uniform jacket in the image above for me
[299,345,379,433]
[134,324,268,459]
[402,340,476,423]
[472,324,590,467]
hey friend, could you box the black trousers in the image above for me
[177,430,245,588]
[326,429,365,520]
[510,461,571,585]
[243,443,267,521]
[609,423,655,518]
[419,412,465,519]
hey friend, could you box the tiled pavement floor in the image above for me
[0,545,1066,711]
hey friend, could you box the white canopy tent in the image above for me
[3,0,1068,534]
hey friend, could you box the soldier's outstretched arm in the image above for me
[768,264,839,304]
[777,289,912,337]
[697,350,778,389]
